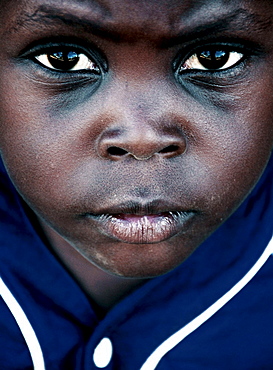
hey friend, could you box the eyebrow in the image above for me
[15,5,121,42]
[14,5,273,45]
[166,8,272,48]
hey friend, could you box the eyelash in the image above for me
[181,50,244,72]
[33,47,102,75]
[176,43,249,75]
[33,46,245,73]
[170,42,257,89]
[23,41,253,90]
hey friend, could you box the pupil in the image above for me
[198,50,229,69]
[48,50,79,70]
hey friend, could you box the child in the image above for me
[0,0,272,368]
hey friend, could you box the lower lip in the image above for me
[87,211,195,244]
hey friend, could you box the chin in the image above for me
[82,239,196,279]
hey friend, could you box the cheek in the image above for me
[197,78,273,196]
[0,91,68,206]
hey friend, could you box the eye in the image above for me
[34,48,101,73]
[180,48,244,72]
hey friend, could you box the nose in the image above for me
[97,123,187,161]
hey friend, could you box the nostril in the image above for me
[107,147,128,156]
[158,145,180,154]
[107,144,184,159]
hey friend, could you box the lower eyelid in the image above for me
[18,55,102,89]
[24,66,102,90]
[179,58,251,89]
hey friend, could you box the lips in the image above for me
[82,201,196,244]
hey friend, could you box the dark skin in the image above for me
[0,0,272,311]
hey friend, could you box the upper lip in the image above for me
[81,199,196,217]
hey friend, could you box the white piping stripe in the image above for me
[140,235,273,370]
[0,278,46,370]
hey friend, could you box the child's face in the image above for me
[0,0,272,278]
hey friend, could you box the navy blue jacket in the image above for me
[0,156,273,370]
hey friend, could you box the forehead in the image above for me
[1,0,272,43]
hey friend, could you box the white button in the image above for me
[93,337,113,368]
